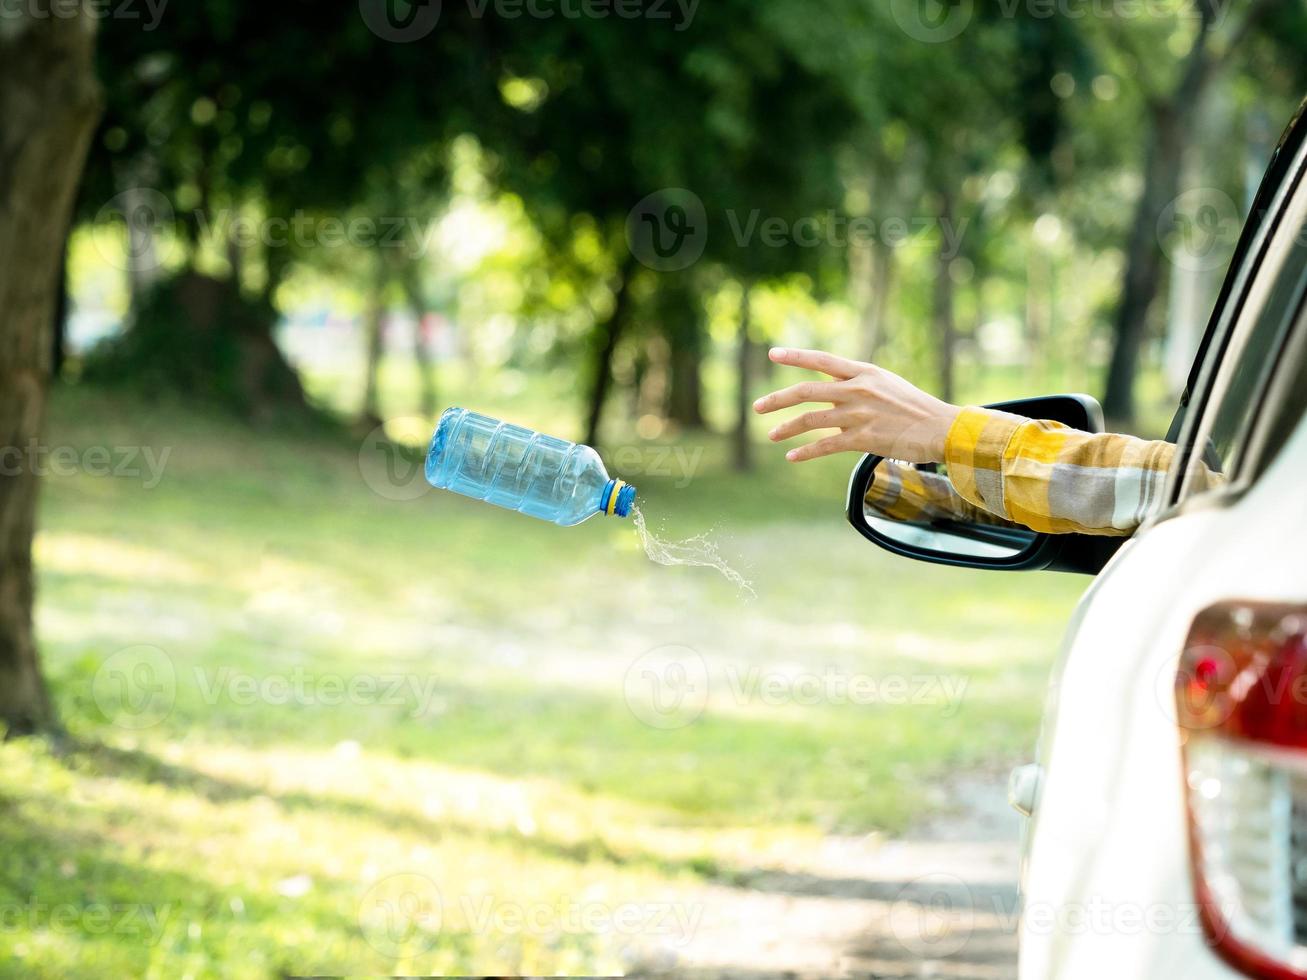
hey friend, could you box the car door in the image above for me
[1018,106,1307,979]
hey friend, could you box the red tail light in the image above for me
[1177,601,1307,979]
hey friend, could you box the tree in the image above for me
[478,0,856,445]
[0,10,102,735]
[1099,0,1277,423]
[80,2,491,417]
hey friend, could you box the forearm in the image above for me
[944,407,1208,535]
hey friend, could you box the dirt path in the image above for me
[628,772,1023,980]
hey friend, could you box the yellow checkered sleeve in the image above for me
[944,406,1194,536]
[865,406,1217,537]
[865,457,1014,528]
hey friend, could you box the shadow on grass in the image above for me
[58,738,728,881]
[0,807,360,959]
[57,738,1017,908]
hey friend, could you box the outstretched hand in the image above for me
[753,348,961,464]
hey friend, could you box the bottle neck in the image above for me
[599,479,635,518]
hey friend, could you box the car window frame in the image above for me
[1159,115,1307,516]
[1178,175,1307,499]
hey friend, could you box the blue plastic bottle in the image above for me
[425,408,636,526]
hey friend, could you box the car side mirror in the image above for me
[846,394,1108,573]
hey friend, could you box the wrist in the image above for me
[929,406,962,463]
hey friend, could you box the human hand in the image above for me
[753,348,961,464]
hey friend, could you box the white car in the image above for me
[846,100,1307,978]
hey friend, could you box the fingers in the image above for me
[753,381,847,415]
[767,408,847,442]
[768,347,867,380]
[785,432,856,463]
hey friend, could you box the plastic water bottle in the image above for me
[425,408,636,526]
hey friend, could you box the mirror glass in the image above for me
[860,458,1038,560]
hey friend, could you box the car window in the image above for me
[1249,326,1307,480]
[1180,205,1307,499]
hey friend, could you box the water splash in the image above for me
[632,505,756,598]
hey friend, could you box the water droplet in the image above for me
[631,505,755,599]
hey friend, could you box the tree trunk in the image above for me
[1101,101,1190,425]
[663,280,705,430]
[361,255,388,425]
[864,236,894,363]
[583,254,635,449]
[0,12,102,735]
[52,225,71,380]
[933,188,957,404]
[400,264,437,419]
[1101,1,1239,424]
[732,285,753,472]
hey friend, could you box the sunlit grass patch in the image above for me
[1,385,1088,975]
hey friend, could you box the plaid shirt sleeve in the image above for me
[865,457,1017,528]
[865,406,1217,537]
[943,406,1211,536]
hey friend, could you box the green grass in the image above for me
[0,381,1088,977]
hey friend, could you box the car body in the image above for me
[848,99,1307,978]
